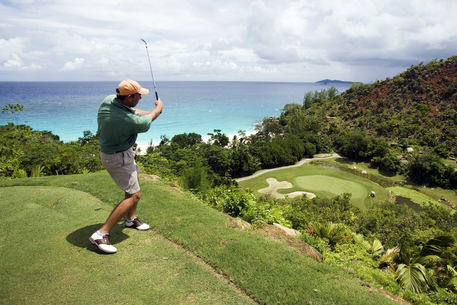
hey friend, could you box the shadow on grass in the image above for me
[66,223,129,254]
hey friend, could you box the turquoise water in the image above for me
[0,81,351,145]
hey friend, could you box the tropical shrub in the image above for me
[181,161,210,193]
[206,185,256,217]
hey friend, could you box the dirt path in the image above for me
[235,153,341,182]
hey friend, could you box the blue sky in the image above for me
[1,0,456,82]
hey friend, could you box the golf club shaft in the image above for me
[140,39,159,101]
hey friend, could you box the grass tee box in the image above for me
[0,172,397,305]
[238,163,390,210]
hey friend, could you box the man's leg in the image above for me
[89,191,142,254]
[124,191,150,231]
[99,191,141,234]
[91,149,145,253]
[126,192,139,220]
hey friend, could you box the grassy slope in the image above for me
[0,186,251,305]
[0,172,398,305]
[238,163,390,210]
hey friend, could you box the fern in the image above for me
[31,165,44,177]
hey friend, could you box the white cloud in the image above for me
[0,0,456,82]
[62,58,85,71]
[3,53,23,69]
[0,38,44,71]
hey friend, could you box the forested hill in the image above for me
[316,56,457,157]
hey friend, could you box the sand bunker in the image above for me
[258,178,316,199]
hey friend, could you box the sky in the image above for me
[1,0,456,83]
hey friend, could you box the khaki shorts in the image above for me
[100,148,140,195]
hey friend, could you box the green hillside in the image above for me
[315,56,457,156]
[0,172,399,305]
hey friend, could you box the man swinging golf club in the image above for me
[89,79,163,254]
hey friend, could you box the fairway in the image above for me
[238,163,390,210]
[295,175,368,203]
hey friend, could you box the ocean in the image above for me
[0,81,352,146]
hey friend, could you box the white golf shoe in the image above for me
[125,217,150,231]
[89,232,117,254]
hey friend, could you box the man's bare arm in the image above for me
[133,98,164,121]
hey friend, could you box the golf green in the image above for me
[238,163,389,210]
[295,175,368,203]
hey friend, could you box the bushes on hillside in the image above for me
[408,152,457,188]
[334,132,404,175]
[0,123,102,178]
[205,185,289,226]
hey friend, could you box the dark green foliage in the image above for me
[312,222,349,249]
[136,151,173,177]
[371,153,403,174]
[181,161,210,193]
[335,132,389,162]
[0,123,102,178]
[201,144,231,178]
[282,193,358,230]
[390,234,457,294]
[248,136,303,169]
[428,289,457,305]
[303,142,316,157]
[303,87,338,109]
[148,131,258,184]
[255,117,284,140]
[170,132,202,148]
[229,141,260,178]
[207,129,229,147]
[287,111,322,134]
[442,83,457,99]
[355,201,436,248]
[408,152,456,188]
[423,203,457,234]
[298,131,331,154]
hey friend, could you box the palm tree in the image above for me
[370,239,384,258]
[395,259,436,293]
[378,235,456,293]
[445,264,457,291]
[312,222,346,249]
[420,235,457,291]
[379,246,400,273]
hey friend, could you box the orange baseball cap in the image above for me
[117,80,149,96]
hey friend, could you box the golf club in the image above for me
[140,39,159,101]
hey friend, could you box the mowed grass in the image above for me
[239,163,390,210]
[0,186,252,305]
[387,186,455,213]
[295,175,369,204]
[0,172,398,305]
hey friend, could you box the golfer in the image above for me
[90,79,163,254]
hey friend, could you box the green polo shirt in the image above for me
[97,95,153,154]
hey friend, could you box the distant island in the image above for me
[315,79,354,85]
